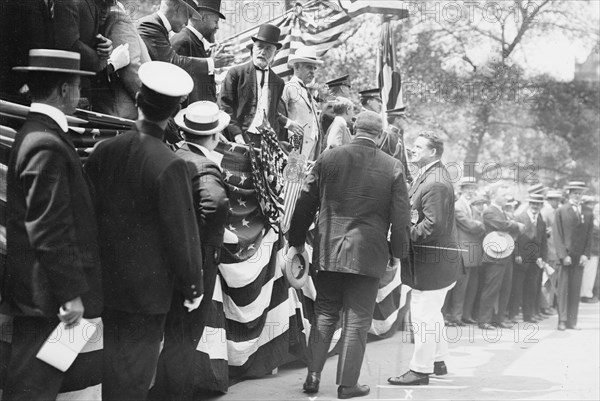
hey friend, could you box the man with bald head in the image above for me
[289,111,411,399]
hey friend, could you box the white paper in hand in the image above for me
[36,318,97,372]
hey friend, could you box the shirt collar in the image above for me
[417,159,439,178]
[30,103,68,133]
[527,208,538,221]
[353,135,377,145]
[186,142,223,170]
[157,10,172,33]
[186,23,213,50]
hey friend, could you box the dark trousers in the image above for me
[493,260,513,324]
[478,258,510,324]
[151,264,218,401]
[2,316,64,401]
[308,271,379,387]
[101,308,167,401]
[557,263,584,327]
[446,268,469,322]
[464,266,482,321]
[509,264,538,320]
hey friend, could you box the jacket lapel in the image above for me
[409,161,440,198]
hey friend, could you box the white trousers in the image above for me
[580,256,599,298]
[409,283,455,374]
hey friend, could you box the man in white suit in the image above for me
[282,46,323,160]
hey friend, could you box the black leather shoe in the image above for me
[387,370,429,386]
[493,322,512,329]
[433,361,447,376]
[303,371,320,394]
[557,322,566,331]
[337,384,370,399]
[462,317,477,325]
[479,323,496,330]
[567,324,581,330]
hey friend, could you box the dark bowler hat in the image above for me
[359,88,382,101]
[138,61,193,114]
[386,107,406,117]
[13,49,95,75]
[251,23,282,49]
[326,75,351,89]
[195,0,225,19]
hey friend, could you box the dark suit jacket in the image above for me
[219,61,287,146]
[289,138,410,279]
[378,125,412,184]
[455,196,486,268]
[514,209,548,266]
[137,13,209,85]
[404,160,460,291]
[84,120,203,314]
[482,204,521,264]
[170,27,216,103]
[553,203,593,262]
[2,113,102,318]
[0,0,54,100]
[54,0,103,72]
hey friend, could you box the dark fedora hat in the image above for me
[326,74,351,89]
[195,0,225,19]
[251,23,282,49]
[13,49,95,76]
[359,88,382,101]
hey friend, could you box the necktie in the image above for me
[256,68,265,88]
[46,0,55,18]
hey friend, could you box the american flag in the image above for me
[220,0,409,78]
[377,17,405,118]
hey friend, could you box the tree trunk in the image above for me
[463,103,491,177]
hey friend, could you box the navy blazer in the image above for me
[219,61,287,146]
[3,113,102,318]
[514,209,548,265]
[170,26,216,103]
[553,203,593,261]
[289,138,410,279]
[404,160,460,291]
[84,120,203,314]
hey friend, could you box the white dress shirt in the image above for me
[247,67,270,134]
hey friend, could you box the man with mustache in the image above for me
[220,23,289,148]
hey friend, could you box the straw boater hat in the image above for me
[195,0,225,19]
[545,189,563,199]
[13,49,95,75]
[527,183,546,194]
[175,101,230,136]
[283,246,310,290]
[564,181,588,191]
[482,231,515,260]
[527,193,545,203]
[251,23,282,49]
[459,176,478,187]
[288,46,323,66]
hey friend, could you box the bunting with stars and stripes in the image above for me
[218,0,408,79]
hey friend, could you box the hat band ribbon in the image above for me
[29,55,80,71]
[184,115,219,131]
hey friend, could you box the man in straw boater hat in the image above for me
[444,176,486,327]
[290,111,410,399]
[508,193,548,324]
[84,61,203,400]
[388,133,460,386]
[220,23,288,148]
[553,181,594,330]
[171,0,235,103]
[151,101,231,399]
[281,45,324,160]
[2,49,103,400]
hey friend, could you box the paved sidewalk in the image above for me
[210,302,600,400]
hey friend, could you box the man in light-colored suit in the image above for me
[282,46,323,160]
[445,176,486,326]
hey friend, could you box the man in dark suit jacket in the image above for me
[553,181,593,330]
[84,62,203,401]
[170,0,233,103]
[509,194,548,323]
[220,23,290,148]
[2,49,102,400]
[289,111,410,399]
[152,101,230,400]
[478,187,524,330]
[388,133,460,386]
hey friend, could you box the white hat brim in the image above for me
[174,108,230,136]
[288,57,323,66]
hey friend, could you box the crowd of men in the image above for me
[0,0,599,400]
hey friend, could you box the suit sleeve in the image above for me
[54,0,102,72]
[541,219,548,261]
[19,147,90,306]
[455,202,485,236]
[389,162,410,259]
[137,19,209,74]
[194,164,230,247]
[219,67,243,140]
[584,212,593,258]
[553,208,568,260]
[106,13,143,99]
[289,158,321,247]
[157,158,203,300]
[483,208,520,235]
[410,182,453,243]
